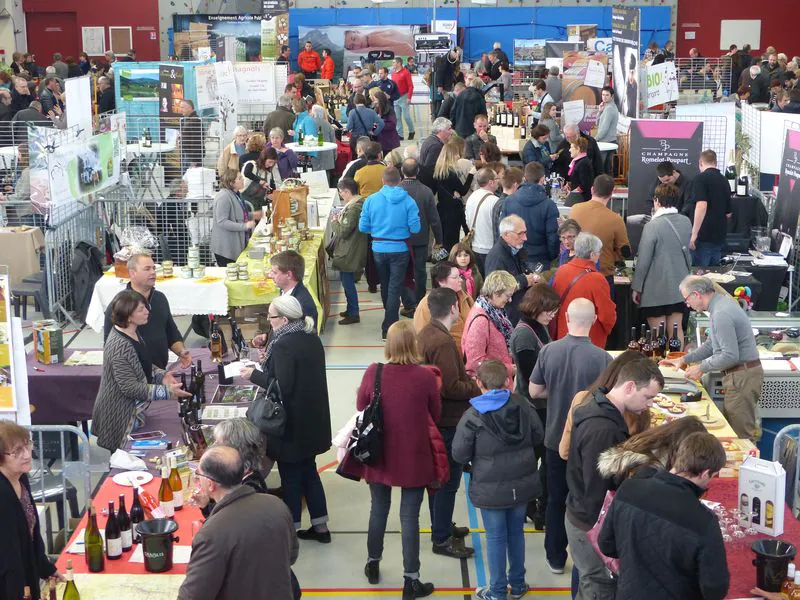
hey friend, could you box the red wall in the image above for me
[24,0,160,61]
[677,0,799,58]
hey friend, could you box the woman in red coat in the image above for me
[356,320,440,598]
[320,48,335,81]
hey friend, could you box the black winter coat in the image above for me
[500,183,560,263]
[568,156,594,203]
[484,238,530,325]
[452,393,544,508]
[0,473,57,600]
[450,87,487,138]
[566,389,629,530]
[552,132,603,181]
[435,171,474,250]
[71,241,104,322]
[598,469,730,600]
[251,331,331,463]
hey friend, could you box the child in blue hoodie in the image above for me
[452,360,544,600]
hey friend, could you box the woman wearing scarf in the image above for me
[566,136,594,204]
[217,126,249,177]
[242,295,332,543]
[266,127,299,179]
[210,170,255,266]
[462,270,518,390]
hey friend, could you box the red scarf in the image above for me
[458,267,476,298]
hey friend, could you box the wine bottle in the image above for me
[669,323,682,353]
[63,559,80,600]
[298,129,304,145]
[188,424,208,458]
[725,165,736,193]
[627,326,640,352]
[210,318,223,364]
[105,500,122,560]
[650,328,659,360]
[520,115,527,139]
[117,494,132,551]
[736,175,749,197]
[752,496,761,525]
[180,373,187,392]
[169,456,184,511]
[130,487,144,543]
[189,363,197,396]
[657,322,667,358]
[159,464,175,518]
[49,579,57,600]
[640,326,652,356]
[84,505,105,572]
[317,129,324,146]
[195,359,206,404]
[513,112,520,128]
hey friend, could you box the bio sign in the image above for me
[646,61,679,108]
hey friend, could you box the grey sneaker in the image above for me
[510,583,530,599]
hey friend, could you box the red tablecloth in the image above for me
[705,477,800,599]
[56,476,201,575]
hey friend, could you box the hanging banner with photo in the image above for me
[514,39,547,67]
[646,61,679,108]
[195,63,218,110]
[627,120,703,216]
[612,5,641,120]
[261,0,289,60]
[561,51,609,107]
[173,14,262,62]
[47,131,121,207]
[214,61,239,140]
[233,62,277,104]
[159,64,185,116]
[298,25,420,78]
[773,130,800,239]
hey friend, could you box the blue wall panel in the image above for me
[286,6,671,65]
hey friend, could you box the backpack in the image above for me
[351,363,384,465]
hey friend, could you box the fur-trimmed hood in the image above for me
[597,446,663,483]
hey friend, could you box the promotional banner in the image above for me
[0,274,15,412]
[432,20,457,47]
[298,25,419,77]
[628,120,703,215]
[646,61,679,108]
[612,5,641,119]
[513,39,547,67]
[233,62,277,104]
[567,25,598,42]
[214,61,239,139]
[261,0,288,60]
[773,130,800,239]
[159,64,185,116]
[173,14,262,62]
[195,63,218,110]
[561,51,609,106]
[119,67,159,102]
[47,131,121,207]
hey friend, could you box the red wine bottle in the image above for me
[117,493,132,551]
[105,500,122,560]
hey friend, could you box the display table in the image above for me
[704,477,800,599]
[0,226,44,286]
[86,269,229,333]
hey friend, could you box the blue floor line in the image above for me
[464,471,487,590]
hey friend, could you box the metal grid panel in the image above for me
[674,56,732,96]
[673,113,728,167]
[740,102,762,176]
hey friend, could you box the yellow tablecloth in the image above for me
[225,231,324,329]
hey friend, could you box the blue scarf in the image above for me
[476,295,514,347]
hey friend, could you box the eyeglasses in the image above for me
[194,470,220,484]
[682,291,696,303]
[513,230,528,236]
[267,314,283,320]
[4,439,33,458]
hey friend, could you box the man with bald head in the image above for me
[529,297,612,574]
[552,123,603,180]
[179,446,299,599]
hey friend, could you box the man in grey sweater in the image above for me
[400,158,444,314]
[661,275,763,440]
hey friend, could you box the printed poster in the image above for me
[159,64,185,116]
[173,14,262,62]
[195,63,219,110]
[214,61,239,139]
[514,39,547,67]
[261,0,289,60]
[612,5,641,119]
[561,51,609,106]
[646,61,679,108]
[0,274,15,412]
[233,62,277,105]
[628,120,703,216]
[773,130,800,239]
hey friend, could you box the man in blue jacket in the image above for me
[500,162,560,265]
[359,166,421,339]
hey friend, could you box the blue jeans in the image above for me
[395,95,415,137]
[692,241,723,267]
[367,484,425,579]
[427,426,463,544]
[545,448,569,568]
[340,271,359,316]
[481,503,528,599]
[401,244,428,310]
[373,250,409,335]
[277,459,329,528]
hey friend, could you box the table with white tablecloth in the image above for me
[85,267,229,332]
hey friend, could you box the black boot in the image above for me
[402,577,434,599]
[364,560,380,584]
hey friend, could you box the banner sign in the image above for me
[561,51,609,106]
[195,63,218,110]
[233,62,277,104]
[261,0,288,60]
[159,64,185,116]
[514,39,547,67]
[173,14,262,62]
[214,61,239,139]
[0,274,15,413]
[646,61,679,108]
[774,130,800,239]
[628,120,703,216]
[612,5,641,119]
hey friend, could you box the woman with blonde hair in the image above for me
[341,320,440,596]
[241,295,332,542]
[238,132,266,169]
[462,270,518,389]
[217,126,249,176]
[434,141,475,250]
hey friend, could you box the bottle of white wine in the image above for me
[168,456,184,511]
[159,464,175,518]
[62,559,81,600]
[84,505,104,572]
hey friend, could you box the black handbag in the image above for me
[246,377,286,437]
[351,363,384,465]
